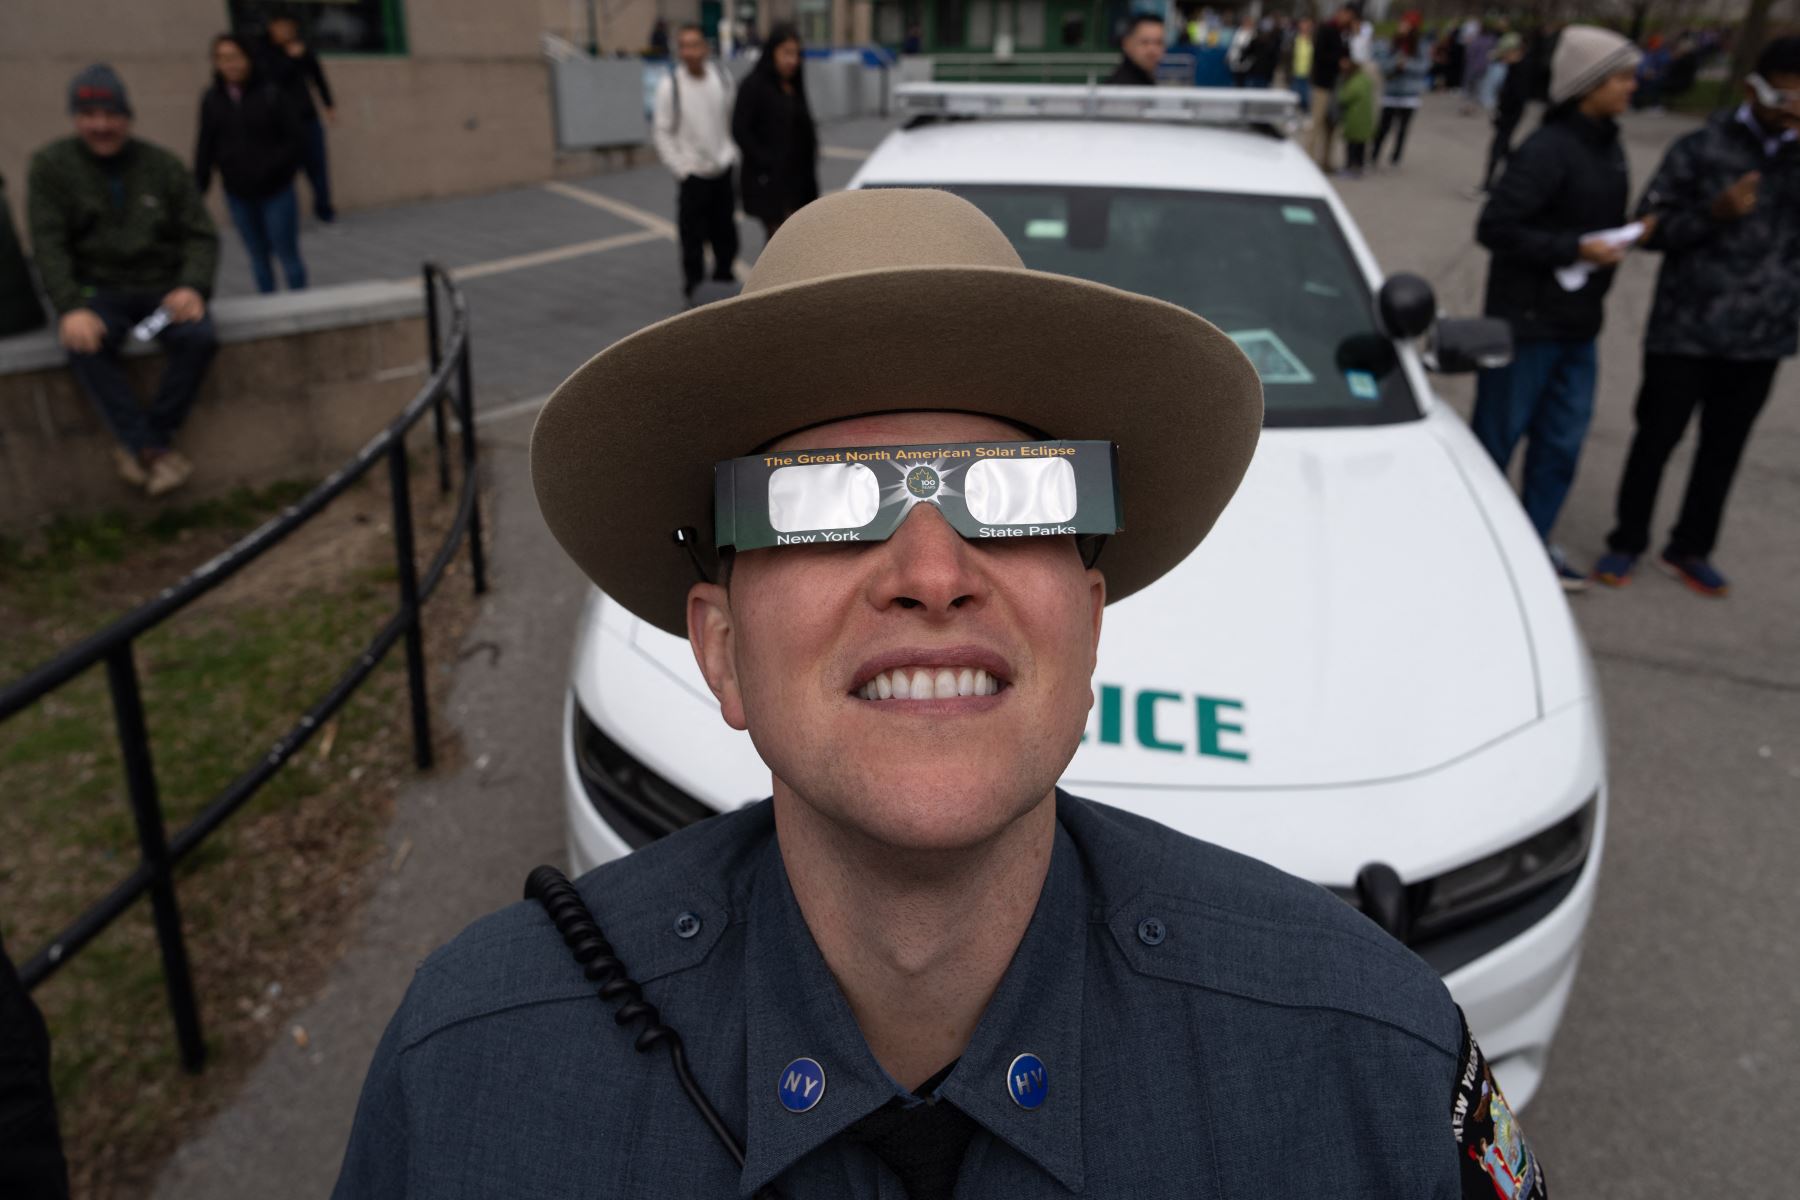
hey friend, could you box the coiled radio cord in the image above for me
[525,865,780,1199]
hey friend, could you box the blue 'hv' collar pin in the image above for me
[1006,1052,1047,1110]
[777,1057,826,1112]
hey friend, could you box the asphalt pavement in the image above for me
[152,98,1797,1199]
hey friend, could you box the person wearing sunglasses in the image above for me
[332,189,1544,1199]
[1592,36,1800,596]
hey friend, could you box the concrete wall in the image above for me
[0,0,557,218]
[0,283,429,531]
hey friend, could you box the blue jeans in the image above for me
[227,187,307,293]
[1472,338,1598,541]
[1292,78,1312,111]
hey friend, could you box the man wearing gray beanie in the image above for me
[1472,25,1646,590]
[27,64,219,498]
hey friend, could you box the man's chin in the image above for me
[785,776,1054,858]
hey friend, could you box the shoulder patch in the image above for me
[1453,1010,1546,1199]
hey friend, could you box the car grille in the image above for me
[571,702,717,850]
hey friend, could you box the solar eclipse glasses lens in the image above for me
[714,440,1122,552]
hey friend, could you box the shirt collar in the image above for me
[739,813,1089,1196]
[1735,102,1799,157]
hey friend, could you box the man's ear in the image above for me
[1086,567,1106,665]
[687,582,748,730]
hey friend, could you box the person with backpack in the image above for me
[652,23,739,299]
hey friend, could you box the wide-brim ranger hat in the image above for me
[530,188,1263,638]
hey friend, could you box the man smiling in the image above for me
[334,189,1542,1198]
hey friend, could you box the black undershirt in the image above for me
[839,1060,978,1200]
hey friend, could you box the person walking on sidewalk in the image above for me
[1306,7,1349,170]
[1334,48,1377,178]
[1288,17,1315,112]
[195,33,308,293]
[263,14,336,223]
[1373,22,1428,166]
[1472,25,1644,590]
[653,24,739,300]
[1593,37,1800,597]
[733,24,818,241]
[27,64,219,498]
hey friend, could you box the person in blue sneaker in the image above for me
[1472,25,1646,592]
[331,189,1544,1200]
[1592,35,1800,597]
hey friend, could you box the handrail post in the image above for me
[106,644,206,1074]
[457,335,489,596]
[425,266,452,496]
[387,444,433,769]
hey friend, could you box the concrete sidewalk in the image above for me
[212,117,895,410]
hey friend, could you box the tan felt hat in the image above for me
[530,187,1263,638]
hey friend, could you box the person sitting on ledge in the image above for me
[28,64,219,498]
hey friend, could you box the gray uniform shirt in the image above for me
[332,792,1536,1197]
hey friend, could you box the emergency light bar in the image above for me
[895,82,1299,127]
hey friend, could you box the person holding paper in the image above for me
[1593,36,1800,597]
[1472,25,1646,590]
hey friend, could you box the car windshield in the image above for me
[924,184,1420,428]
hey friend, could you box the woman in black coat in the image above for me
[732,24,819,240]
[194,33,307,292]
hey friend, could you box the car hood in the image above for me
[1063,421,1538,790]
[614,421,1539,795]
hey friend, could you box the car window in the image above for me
[919,184,1420,428]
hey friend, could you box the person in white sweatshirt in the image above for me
[653,25,739,298]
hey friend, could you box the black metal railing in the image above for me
[0,263,487,1073]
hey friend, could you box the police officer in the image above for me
[332,189,1542,1199]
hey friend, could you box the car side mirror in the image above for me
[1425,317,1514,374]
[1377,272,1436,340]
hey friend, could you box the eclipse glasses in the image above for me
[713,440,1122,553]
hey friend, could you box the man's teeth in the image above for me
[858,667,1000,701]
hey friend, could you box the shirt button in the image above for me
[674,911,702,939]
[1136,917,1166,946]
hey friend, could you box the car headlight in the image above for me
[572,700,716,849]
[1333,796,1597,949]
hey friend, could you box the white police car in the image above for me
[560,85,1605,1110]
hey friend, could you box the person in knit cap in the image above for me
[1472,24,1647,590]
[27,64,220,498]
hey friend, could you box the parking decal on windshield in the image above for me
[1227,329,1315,386]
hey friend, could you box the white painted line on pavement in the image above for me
[820,145,869,161]
[542,180,678,238]
[475,392,553,427]
[450,228,665,281]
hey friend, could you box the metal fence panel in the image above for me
[550,56,653,150]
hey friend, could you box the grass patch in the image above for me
[0,464,480,1199]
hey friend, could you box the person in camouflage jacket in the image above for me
[27,64,219,498]
[1594,36,1800,596]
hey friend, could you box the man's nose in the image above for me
[868,505,983,616]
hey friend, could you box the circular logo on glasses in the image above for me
[905,465,941,499]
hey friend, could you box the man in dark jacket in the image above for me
[1473,25,1643,589]
[0,932,69,1200]
[1105,13,1164,86]
[1592,36,1800,597]
[27,64,219,498]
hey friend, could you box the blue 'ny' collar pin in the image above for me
[778,1057,826,1112]
[1006,1052,1047,1110]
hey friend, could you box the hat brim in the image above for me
[530,264,1262,637]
